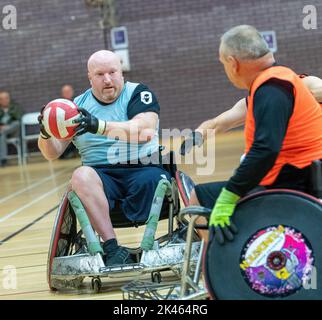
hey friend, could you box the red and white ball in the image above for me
[43,99,80,140]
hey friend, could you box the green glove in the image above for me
[209,187,240,245]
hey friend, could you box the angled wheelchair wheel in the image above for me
[47,191,77,290]
[204,190,322,300]
[176,170,195,207]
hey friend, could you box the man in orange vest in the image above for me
[179,76,321,144]
[183,25,322,245]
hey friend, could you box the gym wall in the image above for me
[1,0,321,129]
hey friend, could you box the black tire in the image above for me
[91,277,102,293]
[151,272,162,283]
[47,192,77,290]
[205,190,322,300]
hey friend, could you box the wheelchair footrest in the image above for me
[51,253,105,276]
[140,242,201,268]
[99,263,145,274]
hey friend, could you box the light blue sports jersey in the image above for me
[72,82,160,166]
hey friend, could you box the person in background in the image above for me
[59,84,78,159]
[61,84,74,101]
[0,90,22,166]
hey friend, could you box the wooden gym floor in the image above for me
[0,131,244,300]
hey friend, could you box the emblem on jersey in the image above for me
[140,91,153,105]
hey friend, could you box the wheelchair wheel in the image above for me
[91,277,102,293]
[47,191,78,290]
[204,190,322,300]
[176,171,195,207]
[151,271,162,283]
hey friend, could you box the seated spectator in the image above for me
[0,90,22,166]
[61,84,74,101]
[59,84,78,159]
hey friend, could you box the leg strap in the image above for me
[140,179,172,251]
[68,191,103,255]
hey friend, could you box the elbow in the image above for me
[262,149,280,161]
[251,144,280,160]
[38,143,60,161]
[137,128,155,143]
[44,154,59,161]
[40,150,60,161]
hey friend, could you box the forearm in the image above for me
[196,98,246,137]
[196,113,232,138]
[38,137,70,160]
[104,119,156,144]
[1,121,20,135]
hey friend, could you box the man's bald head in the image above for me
[87,50,124,104]
[87,50,122,73]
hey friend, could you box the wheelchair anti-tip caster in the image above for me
[151,271,162,283]
[91,277,102,293]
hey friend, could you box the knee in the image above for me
[189,188,200,206]
[71,166,101,194]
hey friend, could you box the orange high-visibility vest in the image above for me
[245,66,322,186]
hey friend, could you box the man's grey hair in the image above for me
[220,25,270,60]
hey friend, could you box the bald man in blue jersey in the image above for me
[38,50,170,266]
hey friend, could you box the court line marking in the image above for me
[0,289,51,298]
[0,166,74,204]
[0,252,47,259]
[0,290,121,298]
[0,205,58,246]
[0,182,68,224]
[0,264,46,271]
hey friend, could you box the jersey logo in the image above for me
[140,91,153,104]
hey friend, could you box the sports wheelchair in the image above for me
[178,159,322,300]
[47,149,201,294]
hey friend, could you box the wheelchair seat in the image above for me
[109,200,170,228]
[108,150,180,229]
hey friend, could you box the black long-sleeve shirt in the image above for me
[225,78,295,196]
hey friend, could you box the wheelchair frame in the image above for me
[47,151,202,294]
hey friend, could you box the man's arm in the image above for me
[103,111,158,143]
[301,76,322,103]
[38,137,71,160]
[225,80,294,196]
[195,74,322,139]
[196,98,247,138]
[74,84,160,143]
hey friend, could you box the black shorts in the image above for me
[195,171,311,209]
[195,181,227,209]
[195,181,267,209]
[92,164,171,222]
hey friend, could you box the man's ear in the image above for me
[227,56,239,74]
[88,72,92,84]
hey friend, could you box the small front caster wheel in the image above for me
[151,271,162,283]
[91,277,102,293]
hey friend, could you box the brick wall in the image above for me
[1,0,322,129]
